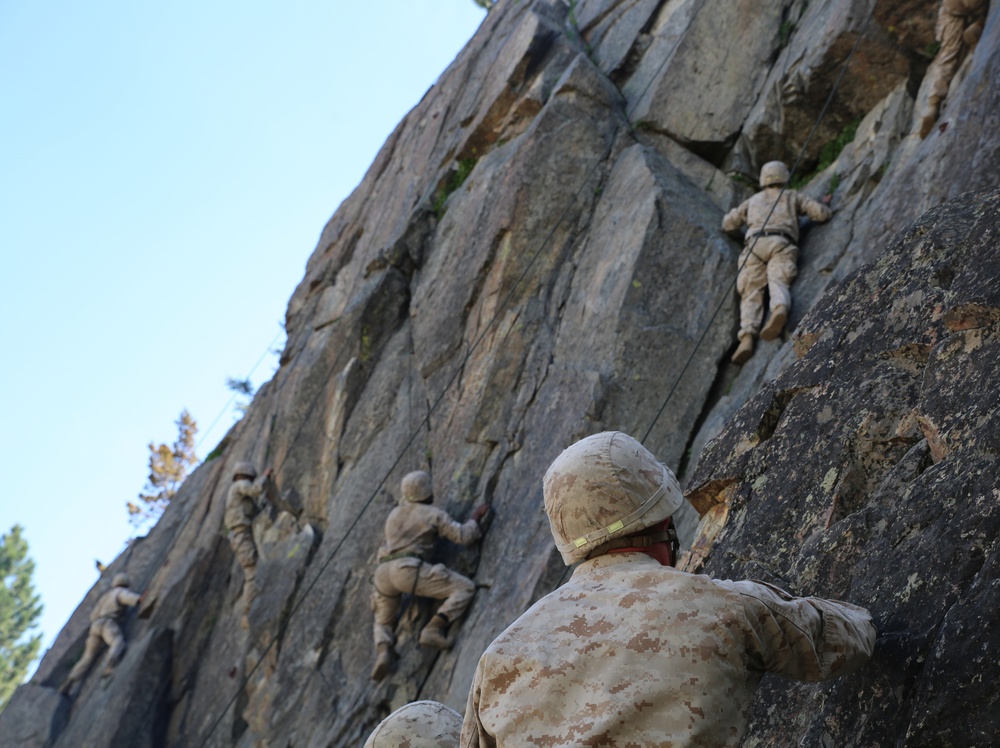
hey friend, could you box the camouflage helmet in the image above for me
[233,462,258,480]
[759,160,790,188]
[400,470,433,503]
[543,431,684,565]
[112,573,131,588]
[363,700,462,748]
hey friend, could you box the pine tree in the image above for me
[0,525,43,708]
[129,410,199,527]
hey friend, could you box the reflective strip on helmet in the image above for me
[557,464,670,554]
[573,518,626,548]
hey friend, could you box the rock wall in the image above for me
[686,189,1000,746]
[4,0,998,745]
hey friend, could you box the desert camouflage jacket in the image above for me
[89,586,141,624]
[462,552,874,747]
[722,187,831,244]
[378,502,481,560]
[224,476,266,532]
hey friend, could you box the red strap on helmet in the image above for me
[605,518,677,566]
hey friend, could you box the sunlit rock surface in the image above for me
[6,0,998,745]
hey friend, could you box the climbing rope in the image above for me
[640,4,876,443]
[553,2,878,591]
[193,120,625,748]
[56,334,285,724]
[193,3,878,742]
[71,328,288,648]
[408,327,416,472]
[200,329,286,456]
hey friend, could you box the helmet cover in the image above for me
[543,431,684,565]
[759,160,790,188]
[363,700,462,748]
[233,462,258,480]
[400,470,433,503]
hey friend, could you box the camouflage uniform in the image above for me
[372,500,481,649]
[722,185,831,340]
[65,576,141,685]
[918,0,990,137]
[225,474,267,589]
[364,700,462,748]
[461,431,875,747]
[462,554,875,746]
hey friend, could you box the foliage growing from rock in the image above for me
[432,157,478,217]
[130,410,198,527]
[791,117,861,189]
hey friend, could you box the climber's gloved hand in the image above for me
[471,504,493,529]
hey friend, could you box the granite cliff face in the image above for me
[4,0,998,745]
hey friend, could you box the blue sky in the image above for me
[0,1,485,669]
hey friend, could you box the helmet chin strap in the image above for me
[590,518,679,566]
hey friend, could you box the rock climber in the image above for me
[364,700,462,747]
[370,469,491,681]
[461,431,876,747]
[722,160,832,363]
[224,461,272,611]
[918,0,990,138]
[60,573,143,695]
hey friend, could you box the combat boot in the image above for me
[919,96,941,139]
[963,21,983,49]
[731,334,754,365]
[419,614,452,650]
[370,643,395,681]
[760,305,788,341]
[918,113,938,139]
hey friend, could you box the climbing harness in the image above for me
[749,228,798,243]
[378,551,423,564]
[640,1,876,444]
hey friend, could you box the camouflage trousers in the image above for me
[66,618,126,683]
[737,236,797,338]
[229,528,258,587]
[371,557,475,648]
[921,7,985,118]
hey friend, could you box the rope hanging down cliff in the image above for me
[121,330,285,609]
[552,3,877,589]
[640,3,876,444]
[193,87,627,748]
[194,5,877,743]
